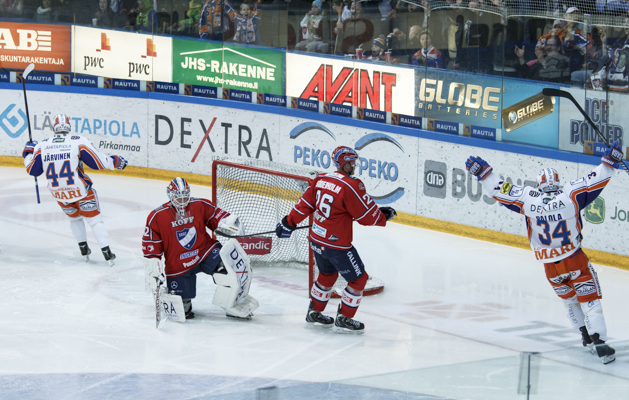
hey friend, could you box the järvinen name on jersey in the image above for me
[43,152,71,162]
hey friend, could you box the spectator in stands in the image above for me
[232,0,261,45]
[33,0,53,20]
[0,0,24,18]
[591,17,629,91]
[296,0,327,52]
[94,0,119,27]
[362,34,387,61]
[53,0,73,23]
[135,0,158,31]
[199,0,237,41]
[177,0,203,34]
[596,0,629,15]
[411,29,445,68]
[334,1,373,54]
[572,26,607,87]
[515,35,570,82]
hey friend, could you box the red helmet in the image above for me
[332,146,358,169]
[167,177,190,216]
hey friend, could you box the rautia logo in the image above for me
[237,237,272,255]
[289,122,404,204]
[0,104,28,138]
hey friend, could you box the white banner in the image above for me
[72,26,172,82]
[286,53,415,116]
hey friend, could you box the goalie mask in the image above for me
[53,114,71,134]
[167,177,191,216]
[332,146,359,171]
[537,168,560,193]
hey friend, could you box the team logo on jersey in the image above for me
[176,226,197,250]
[584,197,605,224]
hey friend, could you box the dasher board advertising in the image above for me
[0,22,71,72]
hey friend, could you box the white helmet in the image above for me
[167,177,190,216]
[53,114,71,134]
[537,168,560,193]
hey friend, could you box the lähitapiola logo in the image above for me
[0,104,28,138]
[289,123,404,204]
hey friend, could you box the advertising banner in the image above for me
[72,26,172,82]
[557,87,628,154]
[172,39,285,95]
[0,22,71,72]
[287,53,415,116]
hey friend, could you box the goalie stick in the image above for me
[542,88,629,175]
[215,225,312,239]
[21,63,41,203]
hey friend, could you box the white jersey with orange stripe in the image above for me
[24,133,116,203]
[479,163,615,263]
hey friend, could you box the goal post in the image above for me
[211,159,384,297]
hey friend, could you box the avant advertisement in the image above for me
[557,87,627,154]
[277,119,418,212]
[172,39,285,95]
[0,22,71,72]
[72,26,172,82]
[286,53,415,116]
[0,89,146,166]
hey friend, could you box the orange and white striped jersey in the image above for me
[479,163,615,263]
[24,134,116,203]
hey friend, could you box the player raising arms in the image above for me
[142,177,258,320]
[276,146,397,334]
[465,141,624,364]
[23,114,127,266]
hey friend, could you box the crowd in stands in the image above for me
[1,0,629,91]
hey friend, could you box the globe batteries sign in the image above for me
[502,93,554,132]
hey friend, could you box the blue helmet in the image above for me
[167,177,191,216]
[332,146,358,169]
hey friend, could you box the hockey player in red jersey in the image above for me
[465,141,624,364]
[23,113,127,266]
[142,177,258,321]
[276,146,397,333]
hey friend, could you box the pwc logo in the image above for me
[237,237,272,255]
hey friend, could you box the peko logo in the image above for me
[237,237,272,255]
[0,104,28,138]
[290,122,404,204]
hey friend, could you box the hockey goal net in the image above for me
[211,159,384,297]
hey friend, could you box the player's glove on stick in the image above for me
[276,216,296,238]
[379,206,397,221]
[465,156,493,180]
[602,140,624,169]
[22,141,37,158]
[111,155,128,171]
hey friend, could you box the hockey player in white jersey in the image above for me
[465,141,624,365]
[23,114,128,266]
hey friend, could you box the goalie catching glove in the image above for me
[601,140,624,169]
[379,207,397,221]
[217,214,244,236]
[465,156,493,180]
[275,216,296,238]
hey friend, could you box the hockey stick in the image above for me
[542,88,629,175]
[21,63,41,203]
[214,225,312,239]
[155,279,161,329]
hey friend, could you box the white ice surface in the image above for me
[1,166,629,400]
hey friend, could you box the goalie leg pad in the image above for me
[213,239,258,318]
[167,271,198,299]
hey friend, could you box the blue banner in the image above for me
[0,71,9,82]
[153,82,179,94]
[391,113,421,128]
[25,72,54,85]
[105,78,140,91]
[186,85,218,98]
[224,88,252,102]
[258,93,286,107]
[292,97,318,112]
[325,102,351,117]
[71,75,98,88]
[358,108,386,123]
[427,119,458,134]
[463,124,496,140]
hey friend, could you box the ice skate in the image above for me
[591,334,616,364]
[580,326,594,353]
[78,242,91,262]
[333,305,364,334]
[183,299,195,320]
[101,246,116,267]
[305,301,333,327]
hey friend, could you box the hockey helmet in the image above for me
[332,146,359,169]
[53,114,72,134]
[537,168,560,193]
[167,177,191,216]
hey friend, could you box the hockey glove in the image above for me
[601,140,624,169]
[22,141,37,158]
[111,155,128,171]
[379,206,397,221]
[276,216,296,238]
[465,156,493,180]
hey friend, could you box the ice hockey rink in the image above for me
[1,166,629,400]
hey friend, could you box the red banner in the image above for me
[0,22,71,72]
[237,237,272,255]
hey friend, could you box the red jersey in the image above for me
[142,198,230,277]
[287,171,387,250]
